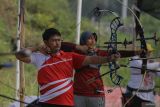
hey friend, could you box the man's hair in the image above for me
[92,32,97,42]
[42,28,61,41]
[80,31,97,45]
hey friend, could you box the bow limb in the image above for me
[108,17,123,85]
[134,0,148,75]
[113,0,148,106]
[114,0,147,73]
[87,17,123,85]
[115,0,143,27]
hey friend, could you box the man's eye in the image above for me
[52,39,61,42]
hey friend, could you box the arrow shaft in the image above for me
[0,52,15,56]
[129,57,160,61]
[120,64,160,72]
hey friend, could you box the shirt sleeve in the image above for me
[30,52,37,65]
[30,52,48,68]
[72,52,86,69]
[130,57,160,72]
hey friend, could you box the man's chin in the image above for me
[47,48,60,54]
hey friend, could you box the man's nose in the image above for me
[56,40,61,45]
[91,37,96,40]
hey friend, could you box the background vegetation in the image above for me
[0,0,160,106]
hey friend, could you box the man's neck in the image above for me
[48,49,60,55]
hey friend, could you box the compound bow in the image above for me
[107,17,123,85]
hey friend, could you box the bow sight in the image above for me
[104,38,133,48]
[136,32,159,45]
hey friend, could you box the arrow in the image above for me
[129,56,160,61]
[0,63,13,69]
[120,64,160,72]
[0,52,15,56]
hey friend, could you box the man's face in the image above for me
[86,35,96,48]
[44,35,62,53]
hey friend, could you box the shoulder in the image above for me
[31,52,50,62]
[30,52,50,68]
[31,52,48,57]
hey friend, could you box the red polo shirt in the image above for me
[31,51,85,106]
[74,49,108,97]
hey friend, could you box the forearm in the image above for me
[91,56,111,64]
[82,56,111,66]
[61,42,76,52]
[61,42,89,54]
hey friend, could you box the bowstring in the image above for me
[112,0,148,106]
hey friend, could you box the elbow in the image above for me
[15,53,31,63]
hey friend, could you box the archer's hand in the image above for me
[110,52,120,62]
[37,45,50,55]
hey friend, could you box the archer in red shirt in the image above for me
[61,31,137,107]
[15,28,120,107]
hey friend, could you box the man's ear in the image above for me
[43,40,48,46]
